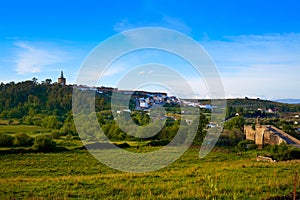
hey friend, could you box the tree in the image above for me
[14,133,33,147]
[224,116,245,132]
[32,77,38,85]
[282,124,294,135]
[33,134,56,152]
[193,113,209,145]
[228,129,245,146]
[24,116,34,125]
[61,114,77,135]
[41,116,62,129]
[0,133,14,147]
[7,108,23,119]
[45,79,52,85]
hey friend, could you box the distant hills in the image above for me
[274,99,300,104]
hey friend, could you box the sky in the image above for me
[1,0,300,99]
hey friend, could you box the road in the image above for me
[269,126,300,148]
[269,127,296,144]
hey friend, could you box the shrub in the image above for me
[14,133,33,147]
[267,143,299,161]
[24,116,34,125]
[66,134,73,139]
[41,116,62,129]
[247,143,258,150]
[0,133,14,147]
[237,140,256,151]
[216,135,230,146]
[33,134,56,152]
[51,130,63,139]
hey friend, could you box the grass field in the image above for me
[0,125,51,135]
[1,147,299,199]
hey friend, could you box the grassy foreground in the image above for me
[0,147,300,200]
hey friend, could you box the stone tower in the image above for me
[58,71,66,86]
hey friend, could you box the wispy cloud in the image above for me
[200,33,300,99]
[103,66,124,76]
[202,33,300,73]
[13,41,67,75]
[113,16,191,34]
[73,29,300,99]
[161,16,191,34]
[113,19,133,32]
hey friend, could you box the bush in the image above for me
[237,140,256,151]
[41,116,62,129]
[66,134,73,139]
[216,135,230,146]
[0,133,14,147]
[267,143,300,161]
[51,130,63,139]
[33,134,56,152]
[14,133,33,147]
[247,143,258,150]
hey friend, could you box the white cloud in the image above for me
[73,30,300,99]
[200,33,300,99]
[161,16,191,34]
[113,19,133,32]
[102,66,124,76]
[14,41,67,75]
[113,16,191,35]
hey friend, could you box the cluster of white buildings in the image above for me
[137,94,180,109]
[181,100,214,110]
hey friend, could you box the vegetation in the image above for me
[14,132,33,147]
[32,134,56,152]
[264,143,300,161]
[1,79,300,199]
[0,148,300,199]
[0,132,14,146]
[226,98,300,118]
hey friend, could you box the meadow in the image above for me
[1,147,300,199]
[0,124,50,135]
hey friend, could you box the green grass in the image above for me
[0,125,51,136]
[0,148,299,199]
[55,137,83,149]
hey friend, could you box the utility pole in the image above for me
[293,172,298,200]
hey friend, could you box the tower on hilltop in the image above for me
[58,71,66,86]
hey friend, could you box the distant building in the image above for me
[58,71,66,86]
[97,86,116,93]
[267,108,274,113]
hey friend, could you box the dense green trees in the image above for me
[0,80,72,118]
[221,116,246,146]
[224,116,245,132]
[3,78,300,148]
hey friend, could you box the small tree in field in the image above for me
[0,133,14,147]
[14,133,33,147]
[33,134,56,152]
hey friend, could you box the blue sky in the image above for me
[1,0,300,99]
